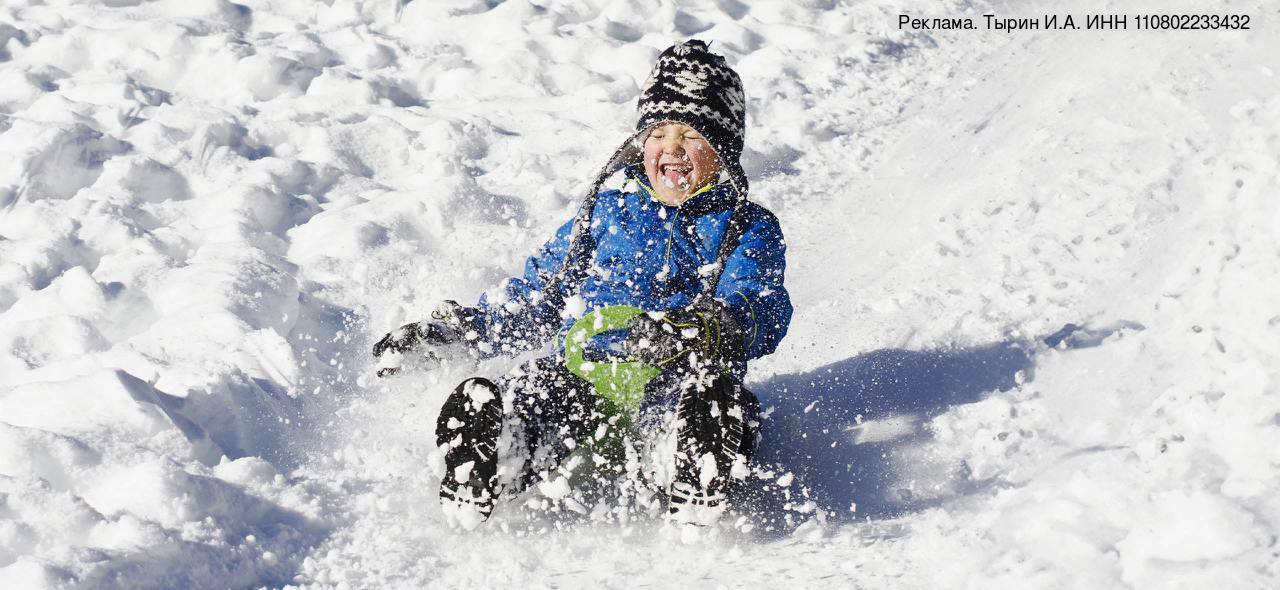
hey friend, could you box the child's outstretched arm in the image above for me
[468,215,578,356]
[370,215,579,373]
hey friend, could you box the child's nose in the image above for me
[660,135,684,153]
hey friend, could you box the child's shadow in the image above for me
[733,323,1138,537]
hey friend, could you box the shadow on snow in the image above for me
[735,322,1140,538]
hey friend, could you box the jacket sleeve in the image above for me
[713,206,792,360]
[470,215,576,356]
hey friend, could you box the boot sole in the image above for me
[669,379,745,523]
[436,377,503,520]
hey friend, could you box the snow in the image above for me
[464,380,494,404]
[452,460,475,485]
[1,0,1278,587]
[539,476,572,500]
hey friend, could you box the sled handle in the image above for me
[563,306,661,412]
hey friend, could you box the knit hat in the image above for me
[586,40,749,200]
[634,39,748,197]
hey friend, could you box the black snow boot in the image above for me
[436,377,503,525]
[668,375,756,525]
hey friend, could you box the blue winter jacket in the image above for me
[470,167,791,379]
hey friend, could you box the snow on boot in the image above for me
[667,376,748,526]
[436,377,503,529]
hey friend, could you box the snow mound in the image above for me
[1,0,1277,587]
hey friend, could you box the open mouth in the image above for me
[659,161,693,190]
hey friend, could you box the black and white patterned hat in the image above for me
[586,40,749,200]
[635,39,747,196]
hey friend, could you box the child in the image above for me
[372,40,791,525]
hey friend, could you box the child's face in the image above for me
[642,122,722,206]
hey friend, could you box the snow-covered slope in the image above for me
[1,0,1277,587]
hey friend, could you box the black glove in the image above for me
[372,321,458,355]
[623,300,745,370]
[372,301,476,377]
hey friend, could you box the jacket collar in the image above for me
[624,165,738,215]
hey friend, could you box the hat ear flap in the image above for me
[620,137,644,167]
[591,128,648,183]
[630,125,650,150]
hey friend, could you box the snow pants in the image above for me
[497,355,761,489]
